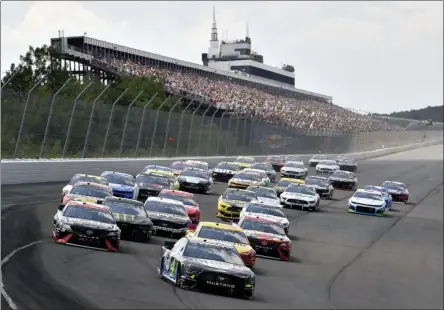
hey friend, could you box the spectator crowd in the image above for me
[97,56,417,133]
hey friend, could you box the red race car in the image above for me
[169,161,194,176]
[263,155,286,172]
[157,189,200,231]
[236,215,292,261]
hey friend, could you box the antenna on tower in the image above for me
[246,21,249,38]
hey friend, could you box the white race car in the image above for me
[280,184,320,211]
[348,189,387,217]
[239,202,290,234]
[186,160,210,172]
[243,168,271,187]
[246,186,281,207]
[309,154,328,167]
[250,162,277,182]
[315,160,340,175]
[177,168,213,193]
[62,174,109,198]
[280,161,308,179]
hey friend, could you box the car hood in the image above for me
[350,197,384,206]
[244,229,289,242]
[184,205,199,214]
[316,164,339,169]
[338,162,356,166]
[385,188,407,194]
[329,177,355,182]
[145,211,189,223]
[192,238,252,254]
[233,162,252,168]
[221,199,251,207]
[178,176,208,183]
[281,167,305,172]
[62,217,115,230]
[182,257,252,276]
[281,192,316,200]
[307,184,330,190]
[257,197,280,206]
[109,183,135,192]
[230,178,260,185]
[136,182,169,190]
[213,168,236,174]
[243,212,288,224]
[65,194,105,204]
[112,212,152,225]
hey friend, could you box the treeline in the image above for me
[377,105,443,123]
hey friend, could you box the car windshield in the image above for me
[331,171,352,178]
[144,165,172,173]
[223,191,257,202]
[69,175,107,186]
[196,226,249,244]
[245,170,265,177]
[136,175,170,186]
[101,173,135,186]
[181,170,208,179]
[382,182,405,191]
[286,186,316,195]
[319,160,336,165]
[251,163,272,171]
[240,219,286,236]
[245,204,286,217]
[144,200,187,216]
[286,156,302,162]
[70,185,111,198]
[248,187,277,199]
[215,162,239,170]
[284,162,305,168]
[234,173,261,181]
[63,205,115,224]
[353,191,383,200]
[104,201,147,217]
[266,156,282,162]
[170,162,188,170]
[183,243,245,265]
[158,192,196,206]
[236,157,255,164]
[305,177,329,186]
[188,162,208,170]
[313,155,327,160]
[276,180,296,188]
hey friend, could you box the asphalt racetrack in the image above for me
[2,145,443,309]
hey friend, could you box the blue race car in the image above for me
[100,171,136,199]
[364,185,392,210]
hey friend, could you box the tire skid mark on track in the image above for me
[327,179,444,308]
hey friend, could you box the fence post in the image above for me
[241,111,252,152]
[162,97,183,157]
[175,100,194,157]
[39,77,73,158]
[82,84,111,158]
[248,114,260,154]
[225,112,237,156]
[216,109,229,155]
[1,68,22,90]
[206,106,222,156]
[135,93,158,156]
[62,81,93,158]
[13,75,47,158]
[197,105,213,156]
[100,88,130,157]
[119,91,144,156]
[149,95,172,157]
[186,101,204,156]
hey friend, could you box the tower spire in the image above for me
[210,6,218,41]
[246,21,249,38]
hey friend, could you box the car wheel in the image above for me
[145,231,152,242]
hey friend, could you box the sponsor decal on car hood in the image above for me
[146,211,189,223]
[112,212,138,222]
[214,169,236,174]
[109,183,134,192]
[180,176,207,183]
[221,199,250,207]
[62,217,115,230]
[66,194,103,203]
[282,167,305,173]
[281,192,315,199]
[316,164,339,170]
[183,257,251,274]
[350,197,384,206]
[244,230,289,242]
[243,212,287,224]
[329,177,354,182]
[257,197,280,206]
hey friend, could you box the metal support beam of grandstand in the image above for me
[102,88,129,157]
[135,93,158,156]
[162,97,182,157]
[62,81,94,158]
[186,101,204,156]
[197,105,213,156]
[149,95,172,157]
[175,99,195,157]
[13,75,47,158]
[82,84,111,158]
[120,90,144,156]
[40,77,74,159]
[226,112,237,156]
[216,109,229,154]
[206,105,222,156]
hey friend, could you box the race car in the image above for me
[133,172,175,201]
[315,160,340,175]
[170,161,194,176]
[250,162,276,182]
[380,181,409,203]
[100,171,136,199]
[328,170,358,191]
[212,162,243,182]
[237,215,291,261]
[157,237,255,299]
[280,184,320,211]
[53,200,120,252]
[177,168,213,194]
[144,197,191,238]
[309,154,328,167]
[284,155,304,165]
[336,157,358,172]
[274,177,305,197]
[62,174,108,198]
[142,165,174,175]
[103,197,153,242]
[242,168,271,187]
[364,185,393,210]
[61,182,113,206]
[217,188,258,220]
[228,171,264,189]
[246,186,281,207]
[239,202,290,234]
[188,221,256,267]
[143,168,176,182]
[280,161,308,179]
[185,160,210,172]
[304,176,334,199]
[158,189,201,231]
[233,156,256,169]
[262,155,285,171]
[348,189,387,216]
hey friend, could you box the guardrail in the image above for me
[1,139,441,185]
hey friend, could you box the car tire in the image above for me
[145,232,152,242]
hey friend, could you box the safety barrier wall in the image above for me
[1,139,442,185]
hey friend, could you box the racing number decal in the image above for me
[114,213,135,222]
[169,258,177,279]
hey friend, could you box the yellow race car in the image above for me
[233,156,256,169]
[144,170,180,190]
[217,188,258,220]
[274,177,305,197]
[228,171,264,189]
[187,221,256,267]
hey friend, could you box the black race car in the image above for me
[134,173,173,201]
[103,197,153,242]
[336,156,358,172]
[328,170,358,190]
[212,162,242,182]
[304,176,334,199]
[157,237,256,299]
